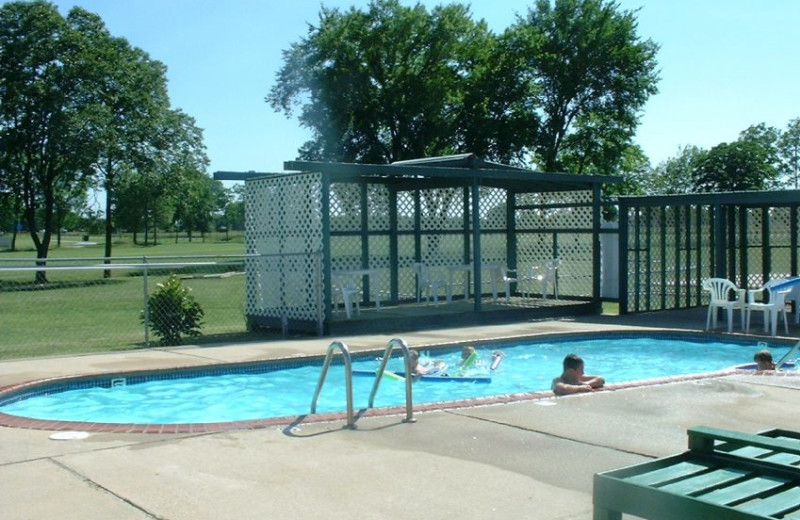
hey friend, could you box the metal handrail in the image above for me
[368,338,415,423]
[310,341,355,428]
[777,340,800,370]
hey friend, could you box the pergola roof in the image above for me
[214,153,622,193]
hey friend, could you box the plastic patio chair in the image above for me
[521,259,561,300]
[499,266,518,303]
[746,278,791,337]
[702,278,745,332]
[332,274,360,319]
[412,262,448,306]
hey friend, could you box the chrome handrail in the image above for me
[777,340,800,370]
[368,338,415,423]
[310,341,355,428]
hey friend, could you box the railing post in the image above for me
[142,256,150,347]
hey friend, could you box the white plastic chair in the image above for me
[746,279,790,337]
[521,259,561,300]
[500,266,518,303]
[332,274,360,319]
[412,263,448,306]
[702,278,745,332]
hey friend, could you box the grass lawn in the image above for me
[0,232,259,359]
[0,230,246,260]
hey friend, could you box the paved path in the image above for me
[3,309,800,520]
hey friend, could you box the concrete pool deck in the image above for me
[3,308,800,520]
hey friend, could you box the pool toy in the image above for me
[490,350,505,371]
[352,369,491,384]
[378,369,405,382]
[461,351,479,369]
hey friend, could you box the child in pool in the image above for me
[754,349,776,371]
[409,350,447,377]
[551,353,605,396]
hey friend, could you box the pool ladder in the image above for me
[777,340,800,370]
[311,338,415,429]
[369,338,416,423]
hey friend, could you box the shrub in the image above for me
[142,275,204,346]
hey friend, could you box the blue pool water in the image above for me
[0,335,793,424]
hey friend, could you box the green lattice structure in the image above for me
[231,154,619,334]
[619,190,800,314]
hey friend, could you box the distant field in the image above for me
[0,230,246,259]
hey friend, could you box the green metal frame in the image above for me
[619,190,800,315]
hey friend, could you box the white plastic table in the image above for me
[332,268,382,309]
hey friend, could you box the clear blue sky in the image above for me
[47,0,800,179]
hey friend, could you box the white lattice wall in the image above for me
[244,174,323,324]
[516,191,594,297]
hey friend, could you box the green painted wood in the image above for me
[659,467,750,496]
[698,475,787,505]
[594,427,800,520]
[689,426,800,457]
[740,486,800,516]
[626,461,711,486]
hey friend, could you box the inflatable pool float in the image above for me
[352,369,491,384]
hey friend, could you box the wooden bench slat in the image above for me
[727,446,773,458]
[698,475,787,505]
[762,452,800,466]
[659,468,750,495]
[626,461,710,486]
[740,486,800,516]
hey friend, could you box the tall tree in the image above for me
[644,145,705,195]
[85,22,172,266]
[0,1,101,279]
[506,0,659,172]
[778,118,800,189]
[113,109,209,245]
[692,140,777,193]
[268,0,495,163]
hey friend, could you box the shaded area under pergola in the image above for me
[216,154,621,335]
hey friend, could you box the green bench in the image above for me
[594,426,800,520]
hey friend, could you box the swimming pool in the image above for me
[0,332,795,432]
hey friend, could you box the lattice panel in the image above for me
[420,187,465,231]
[419,234,465,267]
[516,191,593,230]
[625,206,647,313]
[367,184,391,232]
[397,235,417,299]
[517,233,560,269]
[330,183,362,232]
[397,191,416,231]
[557,233,594,298]
[770,207,793,278]
[650,208,670,309]
[479,187,506,230]
[624,198,800,315]
[244,173,323,322]
[330,236,363,271]
[367,235,391,300]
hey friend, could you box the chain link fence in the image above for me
[0,255,267,360]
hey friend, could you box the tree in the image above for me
[778,118,800,189]
[644,145,705,195]
[86,24,172,267]
[268,0,496,163]
[692,140,777,193]
[221,184,245,233]
[113,109,209,245]
[0,1,104,280]
[172,173,224,242]
[506,0,660,172]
